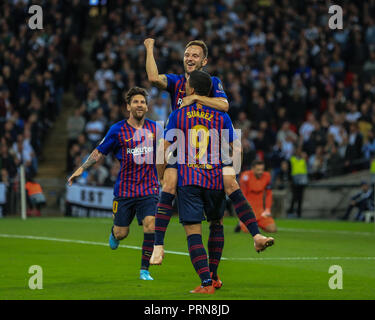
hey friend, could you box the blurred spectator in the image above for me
[344,122,364,171]
[25,175,46,217]
[363,50,375,77]
[0,0,89,198]
[65,35,83,90]
[0,143,17,179]
[328,115,346,145]
[288,147,308,218]
[308,146,327,179]
[326,143,343,176]
[363,130,375,159]
[273,160,290,190]
[87,159,109,186]
[67,107,86,149]
[299,113,316,143]
[341,181,374,221]
[11,134,36,176]
[85,110,105,148]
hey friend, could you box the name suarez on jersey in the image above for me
[186,110,214,121]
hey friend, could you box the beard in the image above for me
[184,61,203,74]
[132,110,146,121]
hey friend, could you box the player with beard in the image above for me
[145,39,273,272]
[236,160,277,233]
[68,87,161,281]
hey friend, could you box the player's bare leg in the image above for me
[109,225,129,250]
[253,234,274,253]
[150,245,164,265]
[151,167,177,265]
[223,166,275,253]
[161,167,178,195]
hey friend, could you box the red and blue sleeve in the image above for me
[164,111,178,143]
[96,125,118,155]
[165,74,180,93]
[211,77,228,99]
[223,113,238,143]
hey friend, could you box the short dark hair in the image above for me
[124,87,149,105]
[188,70,212,96]
[252,160,265,168]
[185,40,208,59]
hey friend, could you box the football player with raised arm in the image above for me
[145,39,273,268]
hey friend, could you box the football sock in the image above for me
[187,233,212,286]
[154,192,175,245]
[208,224,224,280]
[141,233,154,270]
[229,189,260,237]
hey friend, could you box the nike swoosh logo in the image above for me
[125,137,133,142]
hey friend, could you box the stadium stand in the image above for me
[67,0,374,189]
[2,0,374,217]
[0,0,89,215]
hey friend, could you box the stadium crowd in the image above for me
[0,0,89,213]
[67,0,375,188]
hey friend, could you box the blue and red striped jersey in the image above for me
[96,119,161,198]
[166,74,227,111]
[165,104,236,190]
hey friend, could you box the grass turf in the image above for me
[0,216,374,300]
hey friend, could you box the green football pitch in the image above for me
[0,216,374,300]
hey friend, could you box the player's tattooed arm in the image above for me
[181,95,229,112]
[153,74,168,89]
[81,149,103,170]
[144,38,168,90]
[67,149,104,186]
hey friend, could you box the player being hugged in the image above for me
[68,87,161,281]
[145,39,274,268]
[158,71,274,294]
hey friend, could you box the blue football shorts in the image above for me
[112,195,159,227]
[176,185,226,225]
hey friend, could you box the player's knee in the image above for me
[114,228,128,240]
[143,216,155,233]
[223,176,239,195]
[162,182,176,195]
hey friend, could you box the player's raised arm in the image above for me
[144,38,168,90]
[67,149,104,186]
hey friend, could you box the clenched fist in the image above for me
[144,38,155,50]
